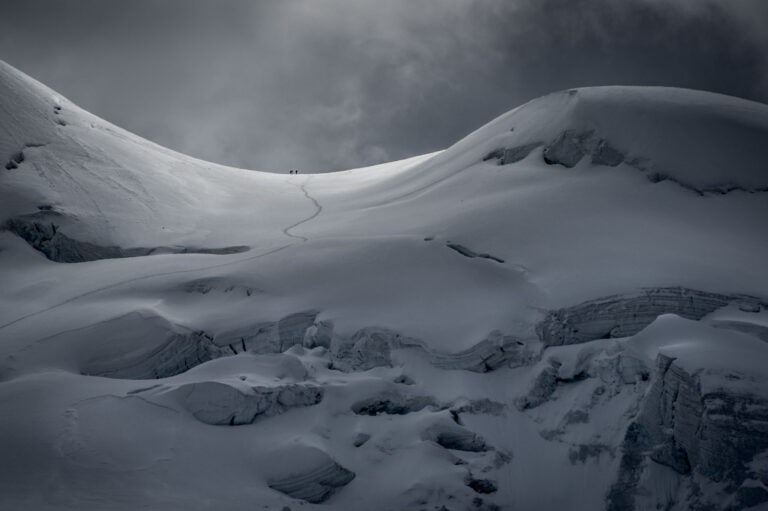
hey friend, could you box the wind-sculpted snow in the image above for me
[537,287,766,346]
[85,330,227,379]
[177,380,323,426]
[85,312,536,380]
[708,319,768,343]
[84,313,320,379]
[266,445,356,504]
[2,61,768,510]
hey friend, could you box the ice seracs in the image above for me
[1,60,767,510]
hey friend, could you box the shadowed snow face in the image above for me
[0,0,766,172]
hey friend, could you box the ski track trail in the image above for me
[0,176,325,333]
[283,176,322,242]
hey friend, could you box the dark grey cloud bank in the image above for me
[1,0,766,172]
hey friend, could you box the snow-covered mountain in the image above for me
[1,60,767,510]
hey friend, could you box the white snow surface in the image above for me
[1,61,767,510]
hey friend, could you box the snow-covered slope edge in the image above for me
[1,61,767,510]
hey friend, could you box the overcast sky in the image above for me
[1,0,767,172]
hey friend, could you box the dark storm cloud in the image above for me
[0,0,766,172]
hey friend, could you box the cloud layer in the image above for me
[1,0,766,171]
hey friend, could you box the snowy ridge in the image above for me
[1,61,768,510]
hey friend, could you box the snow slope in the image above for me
[1,61,767,510]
